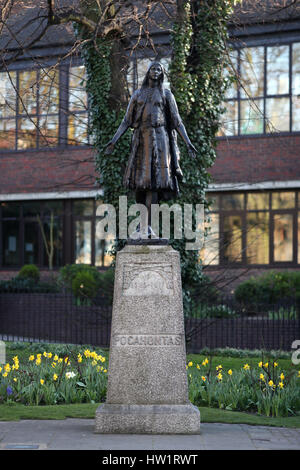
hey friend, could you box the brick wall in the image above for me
[0,147,98,195]
[213,134,300,184]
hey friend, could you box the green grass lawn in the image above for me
[1,403,300,428]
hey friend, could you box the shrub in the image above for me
[71,270,99,306]
[58,264,101,290]
[235,271,300,305]
[190,303,237,319]
[17,264,40,282]
[97,268,115,305]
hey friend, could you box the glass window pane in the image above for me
[206,193,219,211]
[292,43,300,130]
[246,212,269,264]
[39,115,59,147]
[75,220,91,264]
[69,66,87,111]
[42,218,63,267]
[73,200,94,216]
[222,193,244,210]
[43,201,63,216]
[23,201,43,217]
[39,68,59,114]
[247,192,269,210]
[272,192,295,209]
[292,42,300,95]
[292,95,300,131]
[95,236,114,267]
[17,118,37,149]
[240,47,264,98]
[219,101,238,136]
[19,70,38,115]
[223,215,242,263]
[265,97,289,132]
[1,202,20,218]
[68,113,88,145]
[201,213,219,265]
[224,49,238,99]
[267,45,289,96]
[24,222,39,265]
[274,214,293,262]
[240,99,264,134]
[3,220,20,266]
[0,71,16,118]
[0,119,15,149]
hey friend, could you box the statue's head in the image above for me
[141,61,165,88]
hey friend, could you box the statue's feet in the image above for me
[129,224,159,240]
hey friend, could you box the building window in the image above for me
[73,199,114,267]
[0,200,63,267]
[202,190,300,267]
[220,41,300,136]
[0,63,89,151]
[0,199,113,268]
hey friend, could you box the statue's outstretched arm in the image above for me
[176,121,197,158]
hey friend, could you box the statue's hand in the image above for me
[104,141,115,155]
[188,143,197,158]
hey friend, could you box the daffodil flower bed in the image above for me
[0,349,107,406]
[187,359,300,418]
[1,350,300,418]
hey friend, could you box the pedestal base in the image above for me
[95,404,200,434]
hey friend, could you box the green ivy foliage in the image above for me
[168,0,236,309]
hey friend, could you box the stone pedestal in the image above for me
[95,244,200,434]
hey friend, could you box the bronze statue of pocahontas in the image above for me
[105,61,197,238]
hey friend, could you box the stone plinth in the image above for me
[95,244,200,434]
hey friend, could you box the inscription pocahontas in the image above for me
[113,334,183,347]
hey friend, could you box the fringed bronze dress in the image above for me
[122,86,182,200]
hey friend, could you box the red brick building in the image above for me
[1,1,300,293]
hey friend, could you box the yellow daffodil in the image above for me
[54,355,59,361]
[92,360,97,366]
[243,364,250,370]
[51,362,57,368]
[278,382,284,389]
[103,369,107,373]
[0,367,2,373]
[228,369,233,376]
[2,372,8,378]
[268,380,275,387]
[4,364,11,373]
[298,371,300,378]
[43,352,48,357]
[264,362,268,368]
[258,361,263,368]
[77,354,83,363]
[64,357,69,363]
[29,355,35,361]
[202,358,209,366]
[274,362,278,368]
[13,378,17,382]
[196,364,200,370]
[259,373,265,381]
[58,358,63,364]
[280,373,285,381]
[188,361,193,367]
[217,372,223,380]
[47,353,52,359]
[36,358,41,366]
[40,379,45,385]
[53,374,58,381]
[216,365,222,371]
[84,349,91,358]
